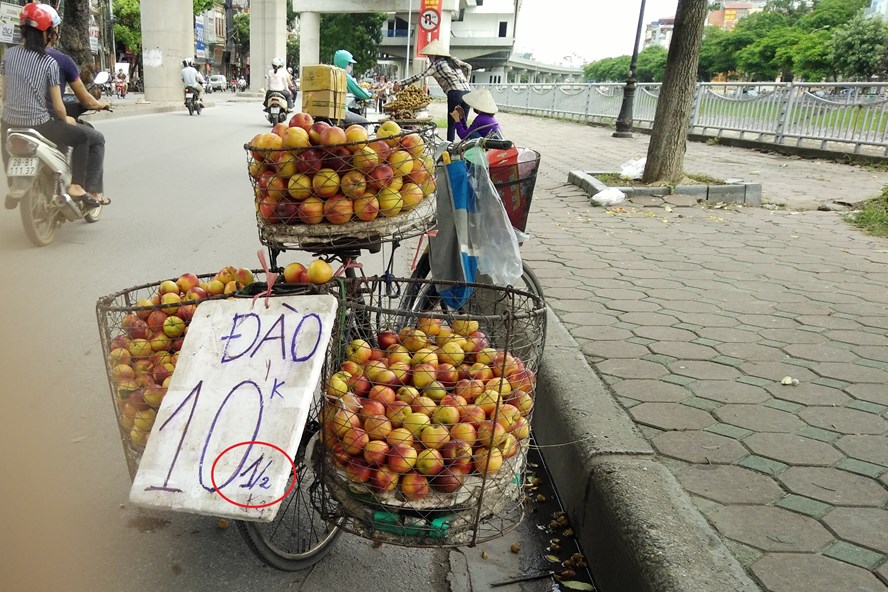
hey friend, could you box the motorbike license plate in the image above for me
[7,157,37,177]
[270,106,280,115]
[185,92,193,99]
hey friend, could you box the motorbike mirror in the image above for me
[93,71,110,85]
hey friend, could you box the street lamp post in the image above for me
[613,0,647,138]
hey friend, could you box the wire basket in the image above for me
[488,147,541,233]
[95,268,272,479]
[246,122,439,252]
[312,275,546,547]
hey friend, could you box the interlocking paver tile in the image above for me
[752,553,885,592]
[824,330,888,347]
[835,435,888,468]
[783,344,859,363]
[778,467,888,506]
[611,379,689,403]
[683,396,724,411]
[744,433,843,466]
[740,455,789,475]
[668,360,743,380]
[845,384,888,406]
[740,362,818,382]
[709,505,834,552]
[652,430,748,464]
[618,311,680,326]
[776,494,833,518]
[714,404,805,433]
[675,464,784,504]
[847,400,888,415]
[796,315,863,330]
[633,325,698,341]
[797,426,841,443]
[581,340,651,360]
[812,363,888,384]
[824,541,886,571]
[765,399,805,413]
[715,342,786,361]
[759,328,828,344]
[689,380,770,404]
[642,353,677,365]
[765,382,851,406]
[798,407,887,435]
[836,458,886,479]
[595,358,668,379]
[603,299,662,312]
[628,402,715,431]
[696,327,761,343]
[571,325,634,341]
[737,314,802,329]
[854,346,888,363]
[649,341,718,360]
[706,422,754,440]
[811,377,851,390]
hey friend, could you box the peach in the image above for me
[340,170,367,198]
[476,420,506,448]
[376,120,402,146]
[410,396,437,417]
[385,426,414,448]
[345,458,373,483]
[400,471,430,501]
[473,447,503,475]
[318,125,347,146]
[385,400,412,428]
[415,448,444,476]
[386,443,417,473]
[298,196,325,224]
[400,182,424,211]
[363,439,390,466]
[324,195,353,224]
[432,404,461,426]
[412,363,438,389]
[402,412,431,437]
[341,427,369,456]
[377,187,403,218]
[431,467,466,494]
[419,424,450,450]
[353,194,379,221]
[352,146,379,173]
[369,466,399,492]
[439,439,473,467]
[450,422,477,447]
[344,124,369,151]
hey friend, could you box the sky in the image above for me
[513,0,680,66]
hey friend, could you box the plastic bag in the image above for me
[466,147,523,287]
[619,157,646,180]
[591,187,626,206]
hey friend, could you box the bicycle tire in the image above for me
[402,251,547,342]
[237,427,341,571]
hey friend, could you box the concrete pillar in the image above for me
[250,0,287,93]
[299,11,321,72]
[140,0,192,102]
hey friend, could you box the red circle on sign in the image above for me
[210,441,298,509]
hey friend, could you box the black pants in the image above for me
[1,119,89,187]
[446,89,470,142]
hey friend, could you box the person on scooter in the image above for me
[43,4,111,206]
[180,58,205,106]
[0,2,91,204]
[333,49,372,125]
[265,57,292,110]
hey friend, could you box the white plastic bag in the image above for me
[591,187,626,206]
[619,157,646,180]
[466,147,523,287]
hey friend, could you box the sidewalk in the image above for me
[477,106,888,591]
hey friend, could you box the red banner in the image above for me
[415,0,442,58]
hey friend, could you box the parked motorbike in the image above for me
[264,91,289,125]
[184,86,203,116]
[4,106,110,247]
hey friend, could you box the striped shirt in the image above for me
[402,56,472,93]
[1,45,59,127]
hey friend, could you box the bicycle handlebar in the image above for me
[451,137,513,154]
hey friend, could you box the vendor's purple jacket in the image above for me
[455,113,502,140]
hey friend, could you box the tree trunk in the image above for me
[58,0,94,69]
[642,0,708,184]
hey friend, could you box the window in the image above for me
[498,21,507,37]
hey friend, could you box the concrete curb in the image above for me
[535,309,762,592]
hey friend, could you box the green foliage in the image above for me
[193,0,214,15]
[319,14,386,75]
[232,11,249,58]
[846,186,888,237]
[831,13,888,81]
[112,0,141,53]
[584,55,631,82]
[286,36,299,73]
[698,26,735,80]
[636,45,668,82]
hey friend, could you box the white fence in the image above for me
[430,82,888,156]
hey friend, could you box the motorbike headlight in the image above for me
[6,135,38,157]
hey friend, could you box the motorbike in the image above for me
[346,93,369,118]
[86,71,111,102]
[115,78,127,99]
[184,86,203,116]
[264,90,289,125]
[4,105,109,247]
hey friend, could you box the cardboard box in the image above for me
[302,89,346,120]
[301,65,347,93]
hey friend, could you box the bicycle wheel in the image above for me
[237,418,342,571]
[401,251,547,343]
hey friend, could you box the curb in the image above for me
[535,309,762,592]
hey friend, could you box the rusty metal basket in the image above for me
[245,122,439,253]
[312,275,546,547]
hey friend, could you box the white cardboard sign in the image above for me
[129,295,338,522]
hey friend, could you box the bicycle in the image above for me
[400,136,546,341]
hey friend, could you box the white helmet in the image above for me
[184,57,194,67]
[271,57,284,68]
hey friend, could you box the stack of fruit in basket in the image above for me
[247,112,436,228]
[106,260,335,449]
[321,317,535,503]
[382,86,433,120]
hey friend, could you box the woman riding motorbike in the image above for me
[265,57,292,110]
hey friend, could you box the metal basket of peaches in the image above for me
[245,116,438,252]
[311,275,546,547]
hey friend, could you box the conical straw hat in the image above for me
[421,39,450,57]
[463,88,498,114]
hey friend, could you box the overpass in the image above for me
[471,56,585,84]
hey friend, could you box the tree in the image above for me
[793,29,835,81]
[698,26,734,80]
[232,11,249,62]
[112,0,141,59]
[318,14,386,75]
[57,0,92,68]
[830,13,888,81]
[584,56,631,82]
[736,25,801,80]
[642,0,708,184]
[636,45,668,82]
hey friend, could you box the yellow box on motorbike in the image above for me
[301,65,347,93]
[302,89,346,120]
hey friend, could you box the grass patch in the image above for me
[594,172,726,187]
[846,187,888,237]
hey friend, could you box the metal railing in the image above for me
[428,81,888,155]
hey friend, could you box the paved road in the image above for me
[466,105,888,591]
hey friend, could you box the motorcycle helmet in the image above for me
[20,2,57,31]
[184,57,194,67]
[271,57,284,68]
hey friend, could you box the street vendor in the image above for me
[394,40,472,141]
[452,88,503,141]
[333,49,372,125]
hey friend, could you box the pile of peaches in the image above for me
[248,113,436,227]
[321,317,536,504]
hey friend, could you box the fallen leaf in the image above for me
[664,205,673,212]
[511,543,520,553]
[546,555,561,563]
[481,551,489,560]
[562,582,595,591]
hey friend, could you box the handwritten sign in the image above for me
[129,295,338,522]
